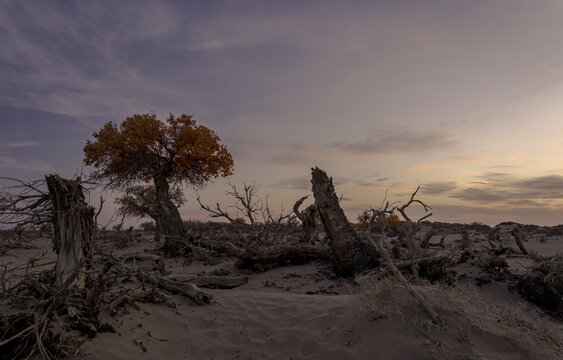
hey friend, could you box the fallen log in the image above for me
[231,244,329,272]
[135,272,213,305]
[121,253,165,273]
[164,275,248,289]
[109,288,171,316]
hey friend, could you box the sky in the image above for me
[2,0,563,226]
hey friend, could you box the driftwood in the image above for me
[230,243,329,272]
[109,288,173,316]
[135,272,213,305]
[46,175,95,287]
[164,275,248,289]
[121,253,166,273]
[311,167,374,276]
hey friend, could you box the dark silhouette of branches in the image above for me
[0,177,52,230]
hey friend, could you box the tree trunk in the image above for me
[46,175,94,287]
[511,229,528,255]
[154,175,185,253]
[154,220,162,243]
[311,167,375,276]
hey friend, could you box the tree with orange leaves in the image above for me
[84,113,233,250]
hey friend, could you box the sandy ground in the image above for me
[1,224,562,360]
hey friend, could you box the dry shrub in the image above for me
[434,283,562,357]
[546,226,563,236]
[354,277,562,358]
[515,254,563,319]
[353,275,403,320]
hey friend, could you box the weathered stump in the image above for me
[46,175,94,287]
[311,167,375,276]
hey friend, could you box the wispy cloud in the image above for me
[1,141,40,148]
[451,187,508,202]
[271,144,342,166]
[334,128,457,155]
[0,1,184,120]
[430,203,563,226]
[272,127,458,166]
[0,154,54,172]
[450,173,563,204]
[421,181,457,195]
[404,153,491,173]
[271,176,311,190]
[356,177,393,188]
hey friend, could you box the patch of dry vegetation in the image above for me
[354,275,562,359]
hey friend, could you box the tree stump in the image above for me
[46,175,95,287]
[311,167,375,276]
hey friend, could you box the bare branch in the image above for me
[395,185,433,223]
[0,177,52,230]
[292,196,310,222]
[225,181,262,226]
[196,195,239,225]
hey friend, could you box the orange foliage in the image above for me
[83,113,234,187]
[375,214,401,229]
[233,217,246,227]
[357,210,401,230]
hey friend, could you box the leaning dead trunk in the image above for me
[46,175,94,287]
[311,167,375,276]
[154,175,186,254]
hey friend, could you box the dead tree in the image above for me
[46,175,95,287]
[198,182,292,246]
[395,186,433,258]
[311,167,375,276]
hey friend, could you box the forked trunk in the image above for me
[46,175,94,287]
[154,175,185,252]
[311,167,375,276]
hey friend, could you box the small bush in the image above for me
[515,254,563,319]
[546,226,563,236]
